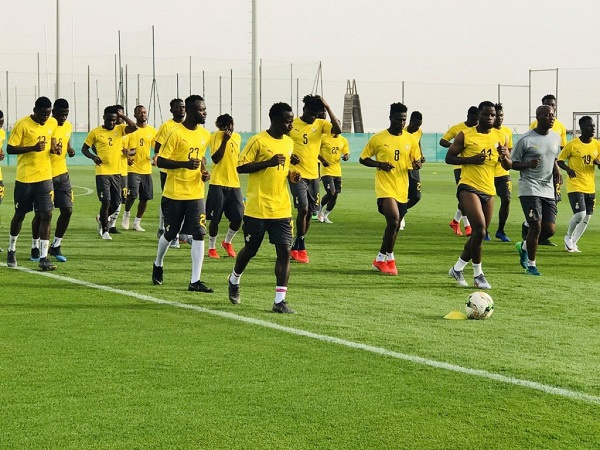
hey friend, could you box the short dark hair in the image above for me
[410,111,422,121]
[185,95,205,109]
[467,106,479,116]
[114,104,124,111]
[541,94,556,103]
[390,103,408,115]
[0,110,3,118]
[494,103,503,111]
[302,95,324,111]
[579,115,593,128]
[215,114,233,129]
[269,102,293,120]
[104,105,118,115]
[478,101,495,111]
[133,105,145,113]
[35,97,52,109]
[170,98,184,107]
[53,98,69,109]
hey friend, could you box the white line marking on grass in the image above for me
[72,185,94,197]
[4,263,600,406]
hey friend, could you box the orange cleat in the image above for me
[372,260,389,274]
[208,248,220,259]
[292,249,309,264]
[221,241,237,258]
[449,219,463,236]
[386,260,398,275]
[465,225,472,236]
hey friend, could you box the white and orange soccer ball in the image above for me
[465,292,494,320]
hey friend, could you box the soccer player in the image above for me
[288,95,341,263]
[206,114,244,258]
[512,105,562,276]
[492,103,514,242]
[227,102,299,313]
[82,106,137,239]
[446,101,510,289]
[152,95,213,292]
[154,98,186,248]
[317,130,349,224]
[359,102,422,276]
[402,110,424,230]
[122,105,157,232]
[557,116,600,253]
[5,97,56,270]
[0,110,6,252]
[30,99,74,262]
[440,106,479,236]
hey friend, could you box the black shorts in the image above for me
[160,171,167,191]
[408,170,422,200]
[289,178,320,212]
[206,185,244,223]
[120,173,128,203]
[161,197,206,237]
[321,176,342,195]
[377,198,408,219]
[96,175,122,203]
[242,216,293,248]
[519,196,557,224]
[494,175,512,201]
[457,184,493,204]
[52,172,74,209]
[14,179,54,213]
[127,173,154,201]
[453,168,462,185]
[0,180,4,205]
[568,192,595,215]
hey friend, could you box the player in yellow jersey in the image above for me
[288,94,341,264]
[152,95,213,293]
[227,103,300,313]
[154,98,185,247]
[121,105,157,232]
[29,99,74,263]
[317,130,349,224]
[206,114,244,259]
[446,101,511,289]
[441,106,479,236]
[0,111,5,252]
[6,97,56,270]
[359,103,422,276]
[82,105,137,239]
[402,111,424,230]
[491,103,514,242]
[557,116,600,253]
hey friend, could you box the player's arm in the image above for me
[510,141,539,171]
[321,97,342,135]
[553,160,562,185]
[445,132,485,166]
[82,143,102,165]
[359,156,393,172]
[157,156,200,170]
[497,143,512,170]
[6,128,45,154]
[237,154,286,174]
[557,159,575,178]
[118,111,138,134]
[211,130,231,164]
[318,154,330,167]
[439,138,452,148]
[67,138,75,157]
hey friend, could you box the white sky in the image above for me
[2,0,600,132]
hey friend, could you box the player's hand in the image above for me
[319,97,330,109]
[269,154,286,167]
[342,154,350,161]
[288,170,301,183]
[290,154,300,165]
[121,148,129,156]
[553,171,563,185]
[34,141,46,152]
[566,168,576,178]
[320,160,330,168]
[412,159,422,170]
[187,158,201,170]
[469,154,486,165]
[378,161,394,172]
[594,158,600,166]
[0,151,4,161]
[67,147,75,157]
[497,144,508,160]
[222,130,232,142]
[528,158,541,168]
[93,156,102,165]
[152,154,159,166]
[127,156,134,166]
[420,155,426,163]
[201,170,210,182]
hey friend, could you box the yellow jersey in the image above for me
[209,131,242,188]
[360,130,420,203]
[8,115,55,183]
[289,117,332,179]
[530,118,568,147]
[442,122,471,170]
[458,128,506,196]
[238,131,294,219]
[320,134,349,177]
[160,124,210,200]
[128,125,157,175]
[155,119,182,174]
[494,125,513,177]
[84,125,129,176]
[0,128,5,180]
[47,117,73,177]
[558,137,600,194]
[404,126,423,160]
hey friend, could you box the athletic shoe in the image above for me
[7,250,17,268]
[386,260,398,276]
[96,215,102,237]
[122,215,130,230]
[188,280,214,293]
[372,260,388,273]
[208,248,220,259]
[30,247,40,262]
[323,216,333,224]
[317,211,325,223]
[170,238,180,249]
[464,225,472,236]
[272,301,296,314]
[101,231,112,240]
[311,213,318,221]
[564,235,574,252]
[495,231,511,242]
[228,277,240,304]
[473,273,491,289]
[157,229,164,239]
[291,249,309,264]
[539,238,556,247]
[448,267,468,287]
[572,244,581,253]
[516,241,528,269]
[526,265,541,276]
[49,245,67,262]
[38,257,57,271]
[152,263,163,285]
[521,222,529,241]
[399,218,405,231]
[221,241,237,258]
[483,233,491,241]
[132,223,146,232]
[109,226,120,234]
[449,219,463,236]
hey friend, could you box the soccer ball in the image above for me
[465,292,494,320]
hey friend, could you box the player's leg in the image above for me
[220,188,244,257]
[372,198,401,275]
[30,211,41,261]
[7,181,34,267]
[518,196,544,275]
[132,175,152,232]
[49,174,73,262]
[206,185,224,258]
[449,168,468,235]
[123,173,138,230]
[494,175,511,242]
[157,171,167,238]
[186,199,212,292]
[108,175,126,233]
[290,179,310,263]
[95,176,112,238]
[33,180,56,271]
[318,176,334,222]
[270,218,295,313]
[153,197,183,285]
[571,194,594,250]
[457,189,489,287]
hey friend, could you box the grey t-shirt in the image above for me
[511,129,562,198]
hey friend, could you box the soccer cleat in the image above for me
[483,233,491,241]
[96,215,102,237]
[109,226,120,234]
[152,263,163,285]
[7,251,17,268]
[521,222,529,241]
[272,301,296,314]
[208,248,220,259]
[132,223,146,232]
[169,238,180,249]
[317,211,325,223]
[30,247,40,262]
[323,216,333,224]
[448,267,468,287]
[38,257,57,271]
[495,231,511,242]
[516,241,528,269]
[188,280,214,293]
[449,219,463,236]
[564,235,574,252]
[49,245,67,262]
[372,260,389,274]
[121,215,130,230]
[157,229,164,239]
[525,265,541,276]
[386,260,398,276]
[101,231,112,240]
[473,273,491,289]
[571,244,581,253]
[228,277,241,304]
[464,225,472,236]
[399,218,405,231]
[311,213,319,221]
[221,241,237,258]
[291,249,309,264]
[539,238,556,247]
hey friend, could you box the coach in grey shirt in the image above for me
[511,105,562,276]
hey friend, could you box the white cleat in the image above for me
[101,231,113,240]
[122,216,130,230]
[133,223,146,232]
[564,235,574,252]
[399,218,405,230]
[448,267,468,287]
[323,216,333,224]
[473,274,491,290]
[317,211,325,223]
